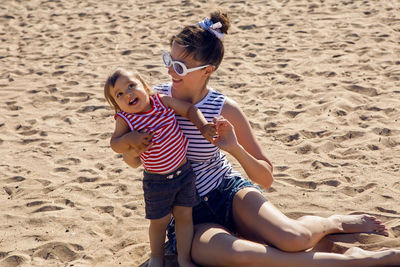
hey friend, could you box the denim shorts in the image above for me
[143,161,200,220]
[165,175,261,255]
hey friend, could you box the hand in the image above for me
[124,130,153,155]
[200,123,217,143]
[212,116,239,152]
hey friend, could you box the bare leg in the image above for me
[233,188,388,252]
[173,206,196,267]
[148,214,171,267]
[344,247,400,265]
[191,223,400,267]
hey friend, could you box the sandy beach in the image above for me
[0,0,399,266]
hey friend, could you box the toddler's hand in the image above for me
[125,130,153,154]
[212,116,238,152]
[200,123,217,143]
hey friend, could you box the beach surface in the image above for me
[0,0,399,266]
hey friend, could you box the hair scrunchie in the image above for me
[197,18,224,41]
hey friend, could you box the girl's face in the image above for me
[111,74,151,114]
[168,41,214,101]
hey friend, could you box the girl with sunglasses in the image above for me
[122,10,400,267]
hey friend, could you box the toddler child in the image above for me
[104,68,215,267]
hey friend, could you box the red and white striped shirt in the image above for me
[114,93,188,174]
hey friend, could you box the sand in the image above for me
[0,0,399,266]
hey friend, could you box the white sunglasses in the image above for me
[162,51,210,76]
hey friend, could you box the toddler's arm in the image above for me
[160,95,216,142]
[123,149,142,168]
[110,116,153,154]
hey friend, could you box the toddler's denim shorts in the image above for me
[143,161,200,220]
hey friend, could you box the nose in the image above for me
[167,64,174,76]
[125,88,134,96]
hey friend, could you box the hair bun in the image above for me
[210,10,230,34]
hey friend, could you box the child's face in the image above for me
[111,74,151,114]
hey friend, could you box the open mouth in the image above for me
[128,97,139,105]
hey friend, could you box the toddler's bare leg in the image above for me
[173,206,196,267]
[148,214,171,267]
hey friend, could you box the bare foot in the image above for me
[344,247,400,266]
[148,255,164,267]
[330,214,388,236]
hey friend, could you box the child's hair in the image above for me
[170,10,230,71]
[104,68,153,113]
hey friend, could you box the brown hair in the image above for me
[170,10,230,71]
[104,68,152,113]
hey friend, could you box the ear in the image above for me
[203,65,215,78]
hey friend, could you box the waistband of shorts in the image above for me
[143,160,191,180]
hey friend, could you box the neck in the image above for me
[174,84,209,104]
[141,103,153,113]
[191,85,209,104]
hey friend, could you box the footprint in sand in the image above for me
[264,122,278,134]
[111,239,136,253]
[4,176,25,183]
[390,224,400,238]
[55,157,81,165]
[332,131,365,142]
[32,242,83,263]
[95,163,106,170]
[296,144,313,154]
[279,178,318,190]
[94,206,114,215]
[312,160,338,169]
[79,169,98,175]
[3,185,23,199]
[375,207,398,215]
[53,167,70,173]
[77,105,108,113]
[33,205,64,213]
[284,110,304,118]
[339,183,377,197]
[123,203,138,211]
[5,101,22,111]
[372,127,394,137]
[0,255,26,267]
[74,176,99,183]
[277,132,300,144]
[345,84,378,96]
[26,200,47,207]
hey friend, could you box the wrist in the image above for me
[226,142,242,155]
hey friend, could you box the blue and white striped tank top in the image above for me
[154,83,240,196]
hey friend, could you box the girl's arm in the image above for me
[218,98,273,188]
[160,95,216,142]
[123,150,142,168]
[110,116,153,154]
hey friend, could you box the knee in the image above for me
[173,207,192,223]
[150,214,171,228]
[222,240,264,266]
[273,227,313,252]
